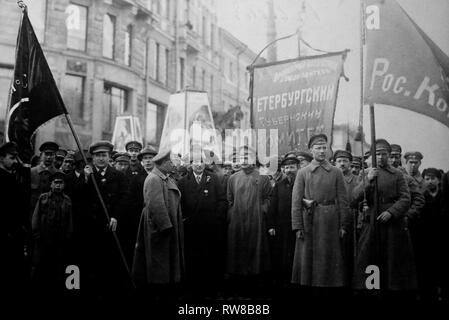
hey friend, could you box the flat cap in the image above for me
[39,141,59,153]
[404,151,423,161]
[333,150,353,162]
[138,145,158,161]
[422,167,441,179]
[375,139,391,153]
[0,142,19,156]
[308,133,328,149]
[64,153,75,162]
[113,152,131,163]
[89,141,114,154]
[125,141,143,151]
[390,144,402,154]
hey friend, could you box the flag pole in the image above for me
[64,114,135,288]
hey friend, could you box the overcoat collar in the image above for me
[152,166,168,181]
[380,164,396,174]
[310,159,332,172]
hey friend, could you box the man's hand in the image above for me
[268,228,276,236]
[339,228,347,238]
[367,168,379,181]
[296,230,304,239]
[377,211,392,223]
[109,217,118,231]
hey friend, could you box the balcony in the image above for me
[178,22,201,55]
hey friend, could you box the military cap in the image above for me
[138,145,158,161]
[390,144,402,155]
[404,151,423,161]
[88,141,114,154]
[125,141,143,151]
[352,156,362,166]
[297,151,313,162]
[111,150,118,158]
[39,141,59,153]
[49,171,66,182]
[333,150,353,162]
[363,150,371,160]
[284,150,299,159]
[308,133,328,149]
[422,167,441,180]
[375,139,391,153]
[113,152,131,163]
[55,148,68,159]
[0,142,19,156]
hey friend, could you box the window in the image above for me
[66,4,87,51]
[62,74,84,120]
[229,61,233,82]
[210,23,215,49]
[202,16,207,43]
[201,69,206,90]
[156,43,161,81]
[102,14,116,59]
[146,102,166,145]
[192,65,196,87]
[124,25,132,66]
[179,57,185,89]
[143,38,148,74]
[28,0,47,43]
[149,39,157,79]
[103,83,128,133]
[209,74,214,105]
[165,48,170,86]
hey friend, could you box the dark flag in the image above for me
[5,10,67,163]
[345,124,352,153]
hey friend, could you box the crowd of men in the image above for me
[1,134,448,302]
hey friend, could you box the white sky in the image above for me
[217,0,449,170]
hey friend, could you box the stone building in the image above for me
[0,0,260,149]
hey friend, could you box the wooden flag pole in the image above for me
[64,113,135,289]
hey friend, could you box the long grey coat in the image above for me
[352,165,417,290]
[132,167,184,284]
[291,160,350,287]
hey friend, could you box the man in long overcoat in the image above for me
[226,146,272,297]
[132,150,184,288]
[352,139,416,292]
[267,153,299,285]
[178,149,226,293]
[291,134,350,288]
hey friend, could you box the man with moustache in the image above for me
[113,152,131,174]
[350,156,363,177]
[291,134,350,293]
[267,153,299,288]
[404,151,425,192]
[226,145,272,296]
[178,147,226,295]
[82,141,130,292]
[353,139,416,294]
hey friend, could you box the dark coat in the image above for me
[352,165,417,290]
[178,171,226,282]
[226,169,272,276]
[132,167,184,285]
[291,160,350,287]
[0,166,29,290]
[120,170,148,265]
[82,165,130,289]
[267,175,295,282]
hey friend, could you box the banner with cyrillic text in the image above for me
[251,52,345,154]
[364,0,449,128]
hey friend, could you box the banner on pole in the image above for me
[111,115,143,152]
[364,0,449,128]
[251,52,346,155]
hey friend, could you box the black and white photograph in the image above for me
[1,0,449,317]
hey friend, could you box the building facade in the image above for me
[0,0,259,149]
